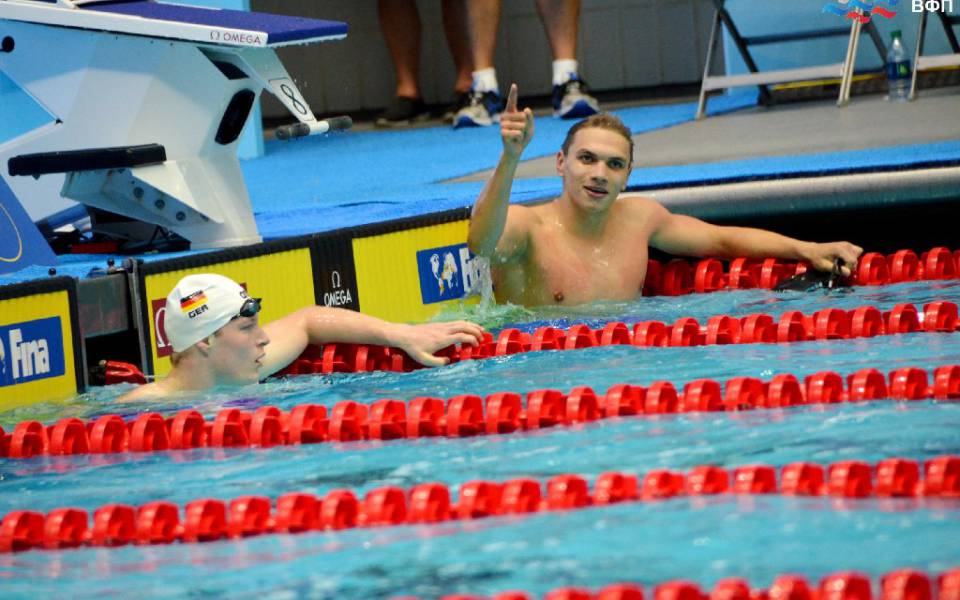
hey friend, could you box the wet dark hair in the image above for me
[561,113,634,163]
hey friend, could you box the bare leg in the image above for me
[465,0,501,70]
[534,0,580,60]
[378,0,422,99]
[442,0,474,93]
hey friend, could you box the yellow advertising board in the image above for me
[352,218,481,322]
[0,278,82,410]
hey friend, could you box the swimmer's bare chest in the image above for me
[493,216,653,305]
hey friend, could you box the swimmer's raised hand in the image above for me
[389,320,485,367]
[501,83,534,159]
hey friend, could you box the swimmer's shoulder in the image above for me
[508,202,546,225]
[115,380,172,402]
[504,202,546,240]
[618,193,662,211]
[617,194,668,222]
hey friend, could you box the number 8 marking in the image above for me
[280,83,308,115]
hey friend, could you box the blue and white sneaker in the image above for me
[452,89,505,128]
[552,76,600,119]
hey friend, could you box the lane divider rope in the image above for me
[2,456,958,553]
[274,300,960,378]
[4,364,960,460]
[395,567,960,600]
[641,246,960,298]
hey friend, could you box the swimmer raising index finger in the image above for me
[500,83,534,158]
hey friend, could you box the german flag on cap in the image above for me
[180,290,208,314]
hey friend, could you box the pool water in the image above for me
[1,280,959,599]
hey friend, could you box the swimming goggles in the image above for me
[232,297,262,320]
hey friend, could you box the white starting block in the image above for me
[0,0,349,249]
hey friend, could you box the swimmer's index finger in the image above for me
[506,84,518,113]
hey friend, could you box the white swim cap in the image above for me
[164,274,250,352]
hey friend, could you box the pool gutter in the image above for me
[625,165,960,220]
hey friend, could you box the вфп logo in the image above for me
[417,243,484,304]
[0,317,66,387]
[912,0,953,11]
[823,0,898,23]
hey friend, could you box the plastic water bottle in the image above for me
[886,30,911,102]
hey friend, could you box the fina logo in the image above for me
[0,317,66,387]
[417,243,483,304]
[9,328,49,378]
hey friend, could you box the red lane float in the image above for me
[403,567,960,600]
[2,456,957,553]
[3,364,959,460]
[272,301,959,378]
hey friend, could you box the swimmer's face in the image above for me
[206,314,270,385]
[556,127,632,213]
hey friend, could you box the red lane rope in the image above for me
[399,567,960,600]
[101,248,960,385]
[642,246,959,297]
[2,456,958,553]
[274,300,960,378]
[4,364,959,460]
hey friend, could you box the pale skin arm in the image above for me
[645,200,863,275]
[467,83,535,264]
[260,306,484,376]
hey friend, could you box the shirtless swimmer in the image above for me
[467,84,864,306]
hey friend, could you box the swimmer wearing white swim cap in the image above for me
[118,273,483,401]
[468,83,864,307]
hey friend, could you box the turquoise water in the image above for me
[1,280,959,598]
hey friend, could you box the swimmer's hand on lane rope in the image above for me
[275,115,353,141]
[774,241,863,292]
[501,83,535,159]
[390,320,485,367]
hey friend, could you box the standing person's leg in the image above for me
[441,0,475,122]
[536,0,579,61]
[442,0,475,93]
[453,0,505,128]
[376,0,430,127]
[534,0,599,118]
[466,0,500,73]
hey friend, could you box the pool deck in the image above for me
[459,86,960,180]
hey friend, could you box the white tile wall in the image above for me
[253,0,716,118]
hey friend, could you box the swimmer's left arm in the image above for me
[648,206,863,275]
[259,307,484,375]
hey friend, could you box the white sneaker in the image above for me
[553,77,600,119]
[452,90,505,128]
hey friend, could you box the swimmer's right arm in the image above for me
[468,83,534,263]
[261,307,484,372]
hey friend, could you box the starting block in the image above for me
[0,0,349,249]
